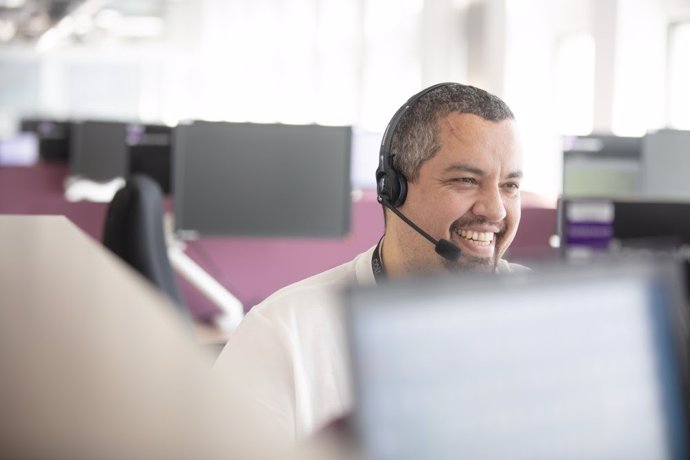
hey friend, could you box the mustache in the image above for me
[450,215,506,235]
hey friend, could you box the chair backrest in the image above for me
[103,174,186,312]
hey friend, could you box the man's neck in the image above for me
[378,235,400,278]
[378,233,427,278]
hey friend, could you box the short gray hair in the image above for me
[390,83,514,182]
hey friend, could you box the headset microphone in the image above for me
[380,199,461,263]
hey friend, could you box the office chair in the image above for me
[103,174,187,316]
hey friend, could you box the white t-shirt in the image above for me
[214,245,527,445]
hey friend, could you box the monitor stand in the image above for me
[163,214,244,334]
[167,242,244,333]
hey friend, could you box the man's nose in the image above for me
[472,186,507,222]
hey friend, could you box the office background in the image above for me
[4,3,690,456]
[1,0,689,327]
[1,0,689,194]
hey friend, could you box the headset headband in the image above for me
[376,82,456,207]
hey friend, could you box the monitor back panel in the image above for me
[20,118,71,162]
[173,121,352,238]
[70,120,128,181]
[127,124,173,194]
[642,129,690,200]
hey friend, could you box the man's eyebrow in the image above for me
[443,164,485,176]
[442,164,523,180]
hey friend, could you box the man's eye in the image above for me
[503,182,520,191]
[455,177,477,185]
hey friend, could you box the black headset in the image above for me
[376,82,455,207]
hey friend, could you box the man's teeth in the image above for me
[457,229,494,244]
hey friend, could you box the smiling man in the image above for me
[214,83,528,449]
[376,83,524,276]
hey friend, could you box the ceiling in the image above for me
[0,0,176,45]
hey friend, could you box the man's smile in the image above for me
[455,228,495,245]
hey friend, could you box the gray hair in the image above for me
[390,83,514,182]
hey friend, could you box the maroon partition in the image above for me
[1,164,556,322]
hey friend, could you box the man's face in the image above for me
[392,113,523,273]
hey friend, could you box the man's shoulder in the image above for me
[262,261,354,305]
[252,246,376,316]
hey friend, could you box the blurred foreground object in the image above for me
[0,215,277,459]
[346,258,690,460]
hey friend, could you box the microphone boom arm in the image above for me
[380,200,461,262]
[382,201,439,246]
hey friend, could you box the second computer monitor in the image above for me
[558,198,690,257]
[558,197,690,294]
[642,129,690,200]
[70,120,128,182]
[20,118,72,162]
[173,121,352,239]
[127,124,173,194]
[562,134,642,198]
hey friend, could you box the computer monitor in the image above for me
[127,123,173,194]
[562,134,641,198]
[558,197,690,257]
[558,197,690,297]
[173,121,352,238]
[346,260,689,460]
[70,120,128,182]
[19,118,72,162]
[642,129,690,200]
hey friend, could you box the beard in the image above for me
[442,249,498,273]
[445,216,505,273]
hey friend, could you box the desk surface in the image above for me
[0,215,270,459]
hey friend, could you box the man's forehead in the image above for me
[439,112,516,138]
[436,113,520,147]
[426,116,522,174]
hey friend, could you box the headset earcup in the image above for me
[376,175,387,202]
[375,160,389,203]
[391,172,407,207]
[376,168,407,207]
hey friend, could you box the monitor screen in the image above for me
[70,120,128,182]
[562,134,641,198]
[173,121,352,238]
[346,261,689,460]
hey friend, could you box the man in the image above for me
[214,82,527,447]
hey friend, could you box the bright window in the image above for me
[668,22,690,129]
[554,33,595,135]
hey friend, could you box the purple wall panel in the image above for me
[181,193,384,316]
[0,163,108,239]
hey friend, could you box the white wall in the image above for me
[476,0,690,194]
[2,0,690,194]
[503,0,561,195]
[611,0,667,136]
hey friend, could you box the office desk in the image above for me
[0,215,268,459]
